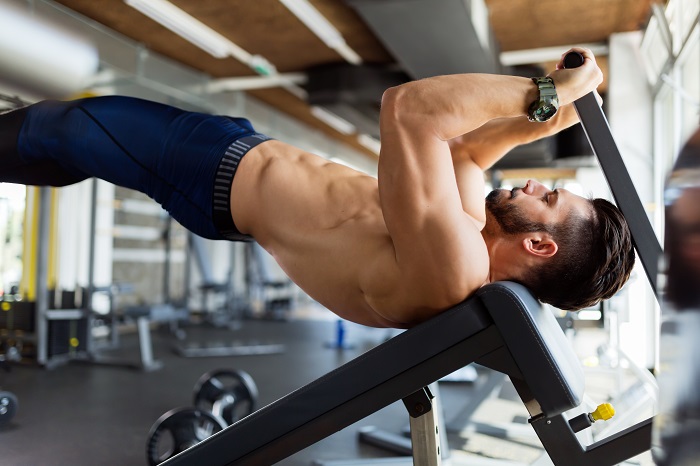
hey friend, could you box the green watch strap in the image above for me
[528,77,559,122]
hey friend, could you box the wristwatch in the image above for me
[527,77,559,122]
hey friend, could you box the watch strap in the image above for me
[528,77,559,122]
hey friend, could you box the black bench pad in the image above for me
[163,282,585,465]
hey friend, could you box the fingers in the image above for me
[548,46,604,104]
[556,47,597,70]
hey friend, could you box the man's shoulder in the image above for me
[406,233,489,313]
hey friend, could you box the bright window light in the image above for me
[125,0,234,58]
[311,106,356,135]
[278,0,362,65]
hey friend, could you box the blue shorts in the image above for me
[16,96,272,241]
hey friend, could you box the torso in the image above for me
[230,140,488,328]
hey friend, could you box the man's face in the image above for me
[485,180,590,235]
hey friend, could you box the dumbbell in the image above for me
[193,368,258,426]
[146,369,258,465]
[146,407,225,466]
[0,391,18,426]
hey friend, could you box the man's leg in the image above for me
[0,106,88,186]
[1,96,259,240]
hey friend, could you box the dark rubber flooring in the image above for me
[0,319,430,466]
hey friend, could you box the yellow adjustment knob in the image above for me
[591,403,615,422]
[69,337,80,348]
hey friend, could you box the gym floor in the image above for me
[1,311,655,466]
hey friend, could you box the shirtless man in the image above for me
[0,47,634,328]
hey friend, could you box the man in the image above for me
[0,47,634,328]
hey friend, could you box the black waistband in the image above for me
[212,134,273,241]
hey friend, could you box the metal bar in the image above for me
[406,389,442,466]
[136,316,163,372]
[313,458,412,466]
[161,323,501,466]
[45,309,88,320]
[530,414,587,465]
[565,52,662,300]
[85,178,97,354]
[163,216,172,304]
[573,93,662,298]
[530,409,652,465]
[583,417,653,464]
[35,187,51,366]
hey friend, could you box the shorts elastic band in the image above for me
[212,133,273,241]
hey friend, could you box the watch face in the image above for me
[528,94,558,122]
[532,104,557,122]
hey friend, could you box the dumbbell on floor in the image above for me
[0,391,18,426]
[146,369,258,466]
[193,368,258,426]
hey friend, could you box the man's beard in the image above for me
[485,189,548,235]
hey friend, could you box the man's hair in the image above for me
[518,198,635,311]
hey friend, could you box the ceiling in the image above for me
[53,0,660,159]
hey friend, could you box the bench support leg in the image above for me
[403,386,442,466]
[137,317,163,372]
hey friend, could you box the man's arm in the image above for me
[444,104,582,217]
[373,48,602,324]
[448,103,582,170]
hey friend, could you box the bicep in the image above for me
[378,115,481,283]
[452,156,487,224]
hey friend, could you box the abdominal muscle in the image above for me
[230,140,413,328]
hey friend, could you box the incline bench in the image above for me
[161,52,658,465]
[162,281,652,465]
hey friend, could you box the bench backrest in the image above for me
[478,281,585,416]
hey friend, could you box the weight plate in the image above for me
[146,407,225,466]
[193,369,258,426]
[0,391,17,426]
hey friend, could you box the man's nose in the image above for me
[524,179,550,196]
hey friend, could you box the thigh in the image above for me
[18,96,184,193]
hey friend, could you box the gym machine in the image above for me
[0,174,174,370]
[0,185,93,369]
[173,235,285,358]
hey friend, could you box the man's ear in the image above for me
[521,235,558,258]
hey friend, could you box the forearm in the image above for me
[384,74,539,141]
[383,48,601,143]
[449,104,580,170]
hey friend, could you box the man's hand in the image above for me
[548,47,604,105]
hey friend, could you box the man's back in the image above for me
[226,51,605,327]
[230,139,489,328]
